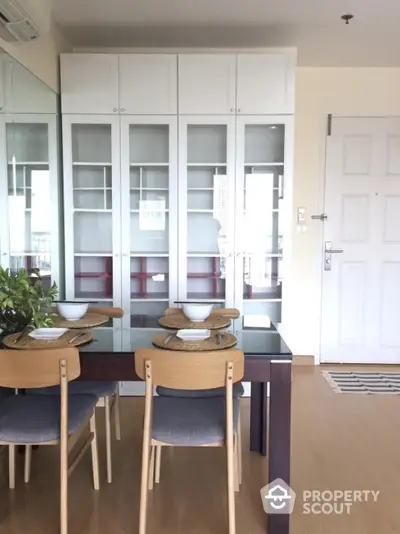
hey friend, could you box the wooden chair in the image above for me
[42,304,124,483]
[26,381,120,483]
[135,347,244,534]
[0,347,100,534]
[158,305,243,485]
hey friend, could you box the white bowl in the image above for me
[182,303,213,322]
[56,302,88,321]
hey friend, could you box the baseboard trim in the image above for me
[293,355,314,366]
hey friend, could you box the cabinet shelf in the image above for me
[72,162,111,167]
[74,209,112,213]
[188,187,214,191]
[8,161,49,166]
[130,209,169,213]
[245,162,284,166]
[130,187,168,191]
[130,163,169,167]
[187,209,214,213]
[74,187,112,191]
[74,252,113,257]
[187,163,226,167]
[131,292,169,301]
[130,252,169,257]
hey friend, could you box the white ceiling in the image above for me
[51,0,400,66]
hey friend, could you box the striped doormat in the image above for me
[322,371,400,394]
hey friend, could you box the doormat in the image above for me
[322,371,400,394]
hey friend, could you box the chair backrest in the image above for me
[135,348,244,390]
[0,348,81,389]
[163,307,240,319]
[87,306,124,318]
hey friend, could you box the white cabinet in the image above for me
[236,53,295,115]
[234,115,293,329]
[0,114,62,289]
[119,55,177,115]
[60,50,296,340]
[62,114,123,348]
[177,115,236,306]
[61,54,119,114]
[178,54,236,114]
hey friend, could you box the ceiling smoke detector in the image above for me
[341,14,354,24]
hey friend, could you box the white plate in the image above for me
[28,328,68,340]
[176,329,211,341]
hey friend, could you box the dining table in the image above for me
[76,317,293,534]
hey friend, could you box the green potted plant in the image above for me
[0,267,58,337]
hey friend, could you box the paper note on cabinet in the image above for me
[139,200,166,231]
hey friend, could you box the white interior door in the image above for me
[321,117,400,364]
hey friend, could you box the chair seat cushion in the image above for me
[26,381,118,398]
[152,396,239,446]
[0,394,98,444]
[156,381,244,399]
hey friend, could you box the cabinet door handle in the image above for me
[237,108,241,113]
[113,108,118,112]
[230,108,234,112]
[120,108,125,112]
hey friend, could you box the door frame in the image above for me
[317,114,400,365]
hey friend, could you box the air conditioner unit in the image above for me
[0,0,39,42]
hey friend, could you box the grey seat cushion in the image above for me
[152,396,239,446]
[26,380,118,398]
[0,394,98,444]
[156,381,244,399]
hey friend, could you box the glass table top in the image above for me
[80,316,292,359]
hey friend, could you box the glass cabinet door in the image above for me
[120,116,177,343]
[235,117,293,329]
[1,115,59,290]
[178,117,235,308]
[63,116,121,334]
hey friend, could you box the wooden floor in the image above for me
[1,365,400,533]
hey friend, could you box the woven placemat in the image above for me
[152,331,237,351]
[54,313,109,329]
[159,314,230,330]
[3,330,94,350]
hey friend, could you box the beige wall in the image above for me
[289,67,400,358]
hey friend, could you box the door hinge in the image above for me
[327,114,332,136]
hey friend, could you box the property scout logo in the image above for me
[260,479,380,515]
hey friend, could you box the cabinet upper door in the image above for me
[178,55,236,114]
[236,53,295,115]
[119,55,177,114]
[61,54,119,114]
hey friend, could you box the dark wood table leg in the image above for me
[268,360,292,534]
[250,381,268,455]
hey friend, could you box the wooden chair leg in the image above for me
[60,429,68,534]
[148,446,155,490]
[24,445,32,483]
[9,444,15,489]
[155,446,161,484]
[104,396,112,483]
[139,436,151,534]
[234,439,240,493]
[114,385,121,441]
[227,438,236,534]
[237,408,242,485]
[90,414,100,490]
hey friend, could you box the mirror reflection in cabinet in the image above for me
[0,48,62,294]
